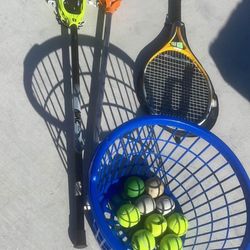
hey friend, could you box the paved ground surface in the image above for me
[0,0,249,249]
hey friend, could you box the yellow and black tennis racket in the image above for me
[137,0,218,130]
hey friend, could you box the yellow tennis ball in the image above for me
[116,204,141,228]
[167,213,188,236]
[145,177,164,198]
[131,229,155,250]
[124,176,145,198]
[144,213,167,237]
[159,234,183,250]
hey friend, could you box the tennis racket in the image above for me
[55,0,87,247]
[136,0,218,131]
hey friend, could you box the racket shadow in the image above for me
[210,0,250,101]
[23,33,140,246]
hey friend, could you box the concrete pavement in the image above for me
[0,0,249,249]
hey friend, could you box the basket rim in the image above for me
[89,115,250,249]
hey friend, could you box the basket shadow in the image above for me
[210,0,250,101]
[23,31,141,247]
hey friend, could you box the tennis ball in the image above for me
[159,234,183,250]
[116,204,141,228]
[167,213,188,236]
[145,177,164,198]
[131,229,156,250]
[156,195,175,215]
[144,213,167,237]
[124,176,145,198]
[135,194,156,215]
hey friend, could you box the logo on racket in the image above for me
[171,42,184,49]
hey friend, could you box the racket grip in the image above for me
[168,0,181,23]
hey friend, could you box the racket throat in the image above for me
[170,22,188,48]
[158,22,188,54]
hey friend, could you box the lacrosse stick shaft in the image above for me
[93,13,112,146]
[70,24,87,248]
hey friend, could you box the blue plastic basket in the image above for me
[89,116,250,250]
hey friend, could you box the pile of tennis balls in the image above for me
[112,176,188,250]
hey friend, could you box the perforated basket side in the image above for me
[89,116,250,250]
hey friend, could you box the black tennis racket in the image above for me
[136,0,218,131]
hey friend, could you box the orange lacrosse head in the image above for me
[99,0,121,13]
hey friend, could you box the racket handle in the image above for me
[168,0,181,23]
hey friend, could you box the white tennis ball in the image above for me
[155,195,175,215]
[145,177,165,198]
[135,194,156,215]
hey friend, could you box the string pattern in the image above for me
[144,51,210,123]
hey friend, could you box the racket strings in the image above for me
[144,51,210,123]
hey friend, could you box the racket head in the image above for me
[137,22,218,131]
